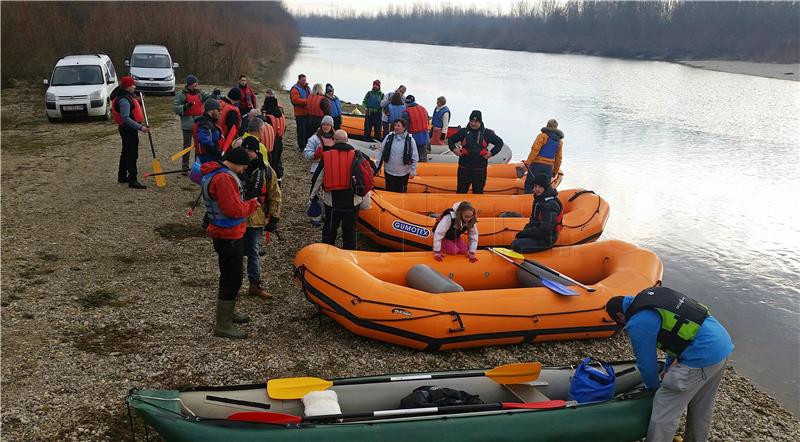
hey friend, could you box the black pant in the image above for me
[213,237,244,300]
[118,126,139,182]
[384,173,410,193]
[457,167,487,194]
[295,116,309,150]
[333,115,342,130]
[365,112,382,140]
[268,136,284,179]
[322,204,358,250]
[417,142,429,163]
[307,116,322,141]
[181,129,194,169]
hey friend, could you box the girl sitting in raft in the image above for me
[432,201,479,262]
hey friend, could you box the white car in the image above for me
[44,54,119,122]
[125,44,178,95]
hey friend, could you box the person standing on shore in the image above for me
[110,76,149,189]
[402,95,430,163]
[362,79,384,140]
[200,147,261,339]
[524,119,563,193]
[376,118,418,193]
[430,96,450,146]
[605,287,734,442]
[193,99,224,164]
[218,88,242,139]
[448,110,504,194]
[172,75,212,173]
[306,83,331,137]
[381,85,406,137]
[304,115,336,226]
[290,74,311,150]
[261,95,286,182]
[236,74,258,116]
[325,83,342,130]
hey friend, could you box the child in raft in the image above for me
[432,201,479,262]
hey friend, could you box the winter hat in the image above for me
[321,115,334,126]
[204,99,221,112]
[405,95,415,103]
[533,173,550,188]
[469,110,482,122]
[264,96,278,109]
[605,296,625,324]
[333,129,348,143]
[373,79,381,87]
[120,76,135,88]
[546,119,558,129]
[222,147,251,166]
[242,136,260,152]
[227,87,242,101]
[325,83,334,93]
[186,75,199,86]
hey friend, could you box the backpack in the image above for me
[351,151,376,197]
[399,385,484,409]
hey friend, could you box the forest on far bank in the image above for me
[296,1,799,64]
[1,1,300,87]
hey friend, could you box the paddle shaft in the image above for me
[330,370,515,387]
[138,94,157,159]
[144,168,190,178]
[488,248,576,295]
[523,257,596,292]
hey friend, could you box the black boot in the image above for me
[129,180,147,189]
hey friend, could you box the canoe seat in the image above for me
[504,384,550,403]
[407,264,464,294]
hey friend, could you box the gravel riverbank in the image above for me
[1,82,798,441]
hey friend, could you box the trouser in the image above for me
[307,116,322,141]
[647,357,729,442]
[384,173,410,193]
[322,204,358,250]
[213,237,244,301]
[417,142,429,163]
[456,167,487,194]
[243,227,263,282]
[382,121,390,139]
[511,235,556,253]
[442,238,468,255]
[365,112,382,140]
[268,136,284,179]
[181,129,194,170]
[117,125,139,182]
[431,127,445,145]
[524,163,553,193]
[333,115,342,130]
[295,116,309,150]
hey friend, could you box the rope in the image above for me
[561,191,602,229]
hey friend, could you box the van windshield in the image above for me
[131,54,171,69]
[51,65,104,86]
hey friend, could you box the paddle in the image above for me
[493,248,596,292]
[170,144,194,162]
[228,400,568,424]
[143,168,190,178]
[138,93,167,188]
[267,362,542,400]
[488,248,577,296]
[221,126,237,153]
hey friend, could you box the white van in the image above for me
[125,44,178,95]
[44,54,119,122]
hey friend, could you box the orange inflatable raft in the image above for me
[293,240,663,350]
[374,164,564,194]
[358,189,609,251]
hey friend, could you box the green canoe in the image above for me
[127,361,654,442]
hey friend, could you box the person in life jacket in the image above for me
[200,147,261,339]
[381,85,406,138]
[325,83,342,130]
[605,287,733,442]
[303,115,336,226]
[261,94,286,181]
[361,79,384,140]
[309,130,369,250]
[523,119,564,194]
[240,137,282,300]
[193,99,224,164]
[511,174,563,254]
[306,83,331,139]
[376,118,418,193]
[432,201,479,263]
[290,74,311,150]
[236,74,258,116]
[218,88,243,139]
[241,117,273,169]
[402,95,430,163]
[173,75,213,172]
[430,96,450,146]
[110,76,149,189]
[448,110,505,194]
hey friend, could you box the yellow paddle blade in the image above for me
[152,159,167,188]
[492,247,525,260]
[486,362,542,384]
[267,377,334,400]
[170,145,193,162]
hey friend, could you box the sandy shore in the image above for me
[1,81,798,440]
[676,60,800,81]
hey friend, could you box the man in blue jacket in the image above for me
[606,287,734,442]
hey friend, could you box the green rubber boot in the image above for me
[232,299,250,324]
[214,299,248,339]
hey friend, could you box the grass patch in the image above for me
[155,222,206,241]
[78,289,120,309]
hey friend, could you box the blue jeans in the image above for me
[243,227,263,282]
[524,163,553,193]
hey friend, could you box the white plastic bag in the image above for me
[301,389,342,417]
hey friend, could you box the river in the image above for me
[283,37,800,413]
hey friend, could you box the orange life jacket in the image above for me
[307,94,325,117]
[111,94,144,126]
[266,114,286,138]
[405,104,428,134]
[322,148,355,191]
[257,123,275,152]
[184,91,204,116]
[218,99,242,137]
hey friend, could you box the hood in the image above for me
[130,67,174,80]
[200,161,224,175]
[541,127,564,140]
[48,84,107,97]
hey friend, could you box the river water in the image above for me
[283,37,800,413]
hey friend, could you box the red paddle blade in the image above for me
[228,411,301,424]
[502,400,567,409]
[222,127,237,153]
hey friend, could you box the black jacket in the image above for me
[517,186,562,242]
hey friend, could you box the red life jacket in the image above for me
[238,84,257,111]
[307,95,325,117]
[405,105,428,134]
[184,91,204,116]
[322,149,355,191]
[266,114,286,138]
[218,99,242,137]
[111,94,144,126]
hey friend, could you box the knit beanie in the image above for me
[264,96,278,109]
[186,75,199,86]
[242,136,260,152]
[405,95,415,103]
[204,99,221,112]
[222,147,250,165]
[325,83,334,93]
[533,173,550,188]
[547,119,558,129]
[227,87,242,101]
[373,79,381,87]
[469,110,482,122]
[120,76,135,89]
[321,115,334,126]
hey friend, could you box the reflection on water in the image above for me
[284,37,800,413]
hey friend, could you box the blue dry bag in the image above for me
[568,357,616,403]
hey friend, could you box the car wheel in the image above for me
[47,116,58,123]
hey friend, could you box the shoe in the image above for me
[214,299,248,339]
[232,298,250,324]
[128,180,147,189]
[118,178,128,184]
[248,280,272,299]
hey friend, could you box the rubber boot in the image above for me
[232,299,250,324]
[214,299,247,339]
[248,280,272,299]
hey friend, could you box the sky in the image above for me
[284,0,515,16]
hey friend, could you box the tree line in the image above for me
[295,1,799,63]
[1,2,300,86]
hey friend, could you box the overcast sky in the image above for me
[284,0,514,16]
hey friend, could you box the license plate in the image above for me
[62,105,84,111]
[145,82,158,87]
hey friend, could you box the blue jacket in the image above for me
[621,296,734,390]
[328,95,342,117]
[387,103,406,126]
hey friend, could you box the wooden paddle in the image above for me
[488,248,577,296]
[267,362,542,400]
[493,248,596,292]
[138,94,167,188]
[170,144,194,162]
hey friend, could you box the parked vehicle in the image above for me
[125,44,178,95]
[43,54,119,122]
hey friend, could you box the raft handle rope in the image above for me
[561,189,602,229]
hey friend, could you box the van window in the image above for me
[51,65,104,86]
[131,54,171,69]
[106,61,117,80]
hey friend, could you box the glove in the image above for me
[467,252,478,263]
[433,251,444,262]
[440,132,446,141]
[265,217,279,233]
[313,146,323,160]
